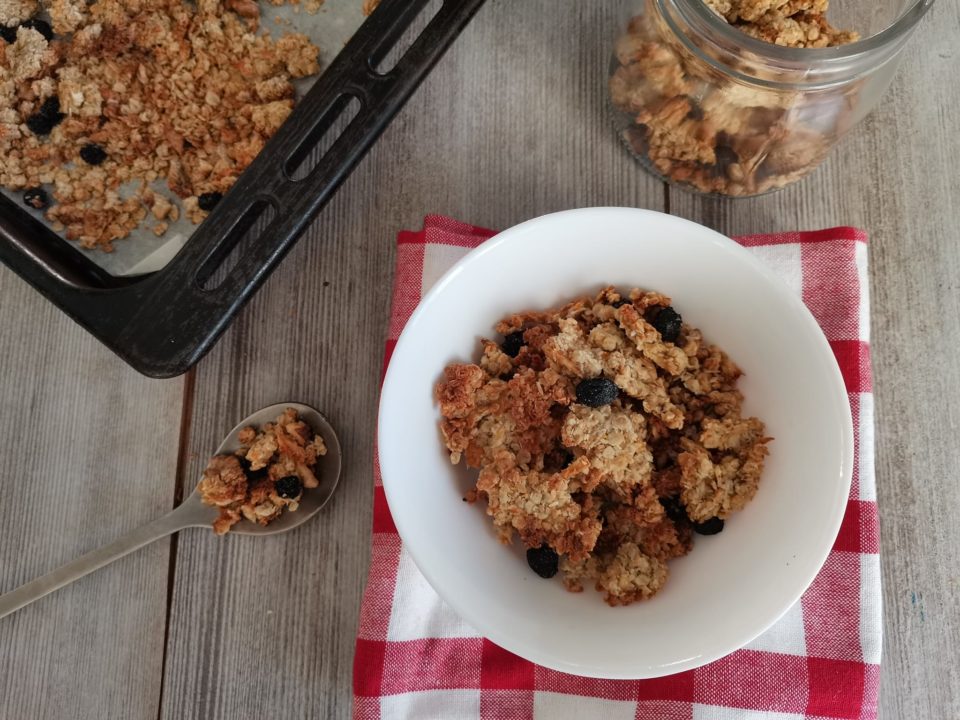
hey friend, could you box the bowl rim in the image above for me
[378,207,855,678]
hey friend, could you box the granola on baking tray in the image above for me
[0,0,321,251]
[435,287,771,606]
[609,0,860,196]
[198,407,327,535]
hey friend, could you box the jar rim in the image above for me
[674,0,934,65]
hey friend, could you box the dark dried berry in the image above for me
[646,305,682,343]
[275,475,303,499]
[22,187,48,210]
[611,297,631,308]
[575,377,620,407]
[25,113,52,136]
[39,95,61,118]
[198,192,223,211]
[500,331,525,358]
[526,545,559,578]
[544,448,574,472]
[21,18,53,40]
[660,496,688,523]
[714,144,739,170]
[693,517,724,535]
[237,455,267,481]
[0,24,17,43]
[686,102,705,121]
[25,95,65,137]
[80,143,107,165]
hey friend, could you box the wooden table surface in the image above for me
[2,1,958,717]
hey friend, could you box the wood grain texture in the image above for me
[669,3,960,717]
[2,0,958,717]
[0,266,184,720]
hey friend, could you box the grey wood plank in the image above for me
[0,266,184,720]
[668,3,960,717]
[159,1,661,718]
[1,0,952,716]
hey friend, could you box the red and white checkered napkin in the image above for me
[354,215,879,720]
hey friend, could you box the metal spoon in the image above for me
[0,402,341,620]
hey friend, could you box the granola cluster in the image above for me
[198,407,327,535]
[0,0,320,250]
[610,0,859,196]
[436,287,771,606]
[704,0,857,47]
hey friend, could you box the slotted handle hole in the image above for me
[369,0,444,74]
[284,95,362,182]
[196,200,277,290]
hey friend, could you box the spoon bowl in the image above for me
[204,402,342,535]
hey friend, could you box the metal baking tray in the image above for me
[0,0,486,377]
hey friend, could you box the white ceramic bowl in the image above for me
[378,208,853,679]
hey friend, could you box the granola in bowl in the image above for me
[198,407,327,534]
[436,287,771,606]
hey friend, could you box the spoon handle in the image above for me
[0,499,206,620]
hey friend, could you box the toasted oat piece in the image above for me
[239,478,301,526]
[48,0,87,34]
[601,505,692,562]
[6,26,48,82]
[199,455,248,508]
[637,97,718,167]
[712,0,828,22]
[559,554,598,593]
[678,328,742,396]
[737,10,859,47]
[479,339,514,377]
[0,0,37,26]
[246,430,280,471]
[562,404,653,498]
[678,430,770,522]
[437,359,575,470]
[596,542,668,606]
[198,454,249,535]
[616,303,689,376]
[587,321,626,351]
[477,452,601,560]
[436,364,488,420]
[605,350,684,429]
[700,415,766,451]
[608,44,690,114]
[543,318,605,378]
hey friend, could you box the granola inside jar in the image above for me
[609,0,933,196]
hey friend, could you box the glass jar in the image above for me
[609,0,934,196]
